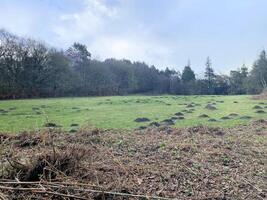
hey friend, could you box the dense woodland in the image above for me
[0,29,267,99]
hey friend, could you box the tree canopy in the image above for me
[0,29,266,99]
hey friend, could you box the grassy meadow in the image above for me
[0,95,267,133]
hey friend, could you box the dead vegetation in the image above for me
[252,89,267,100]
[0,121,266,199]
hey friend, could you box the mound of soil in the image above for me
[228,113,239,117]
[138,126,147,130]
[198,114,209,118]
[240,115,252,119]
[70,123,79,127]
[134,117,150,122]
[44,122,58,127]
[186,110,194,113]
[253,105,263,109]
[149,122,160,127]
[208,118,217,122]
[205,104,217,110]
[255,110,265,114]
[0,109,8,114]
[161,119,175,125]
[174,112,184,116]
[186,103,195,108]
[221,116,231,120]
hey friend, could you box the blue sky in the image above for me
[1,0,267,75]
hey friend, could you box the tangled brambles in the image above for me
[0,123,266,199]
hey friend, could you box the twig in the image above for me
[0,180,103,188]
[0,184,173,200]
[72,188,174,200]
[0,185,87,200]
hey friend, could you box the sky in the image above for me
[0,0,267,75]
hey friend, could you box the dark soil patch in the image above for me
[44,122,58,127]
[228,113,239,117]
[70,123,79,127]
[149,122,160,127]
[0,109,8,114]
[72,107,80,109]
[205,104,217,110]
[186,110,194,113]
[186,103,195,108]
[138,126,147,130]
[253,105,263,109]
[221,116,231,120]
[208,118,217,122]
[198,114,209,118]
[134,118,150,122]
[161,119,175,125]
[255,110,265,114]
[174,112,184,116]
[240,116,252,119]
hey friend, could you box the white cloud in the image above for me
[53,0,118,44]
[51,0,176,69]
[90,35,175,68]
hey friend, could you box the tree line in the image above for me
[0,29,266,99]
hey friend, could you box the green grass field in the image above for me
[0,95,267,133]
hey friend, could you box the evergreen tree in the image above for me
[181,63,195,82]
[204,57,216,94]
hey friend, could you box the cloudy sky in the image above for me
[0,0,267,74]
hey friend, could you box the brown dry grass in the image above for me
[0,121,266,199]
[252,88,267,100]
